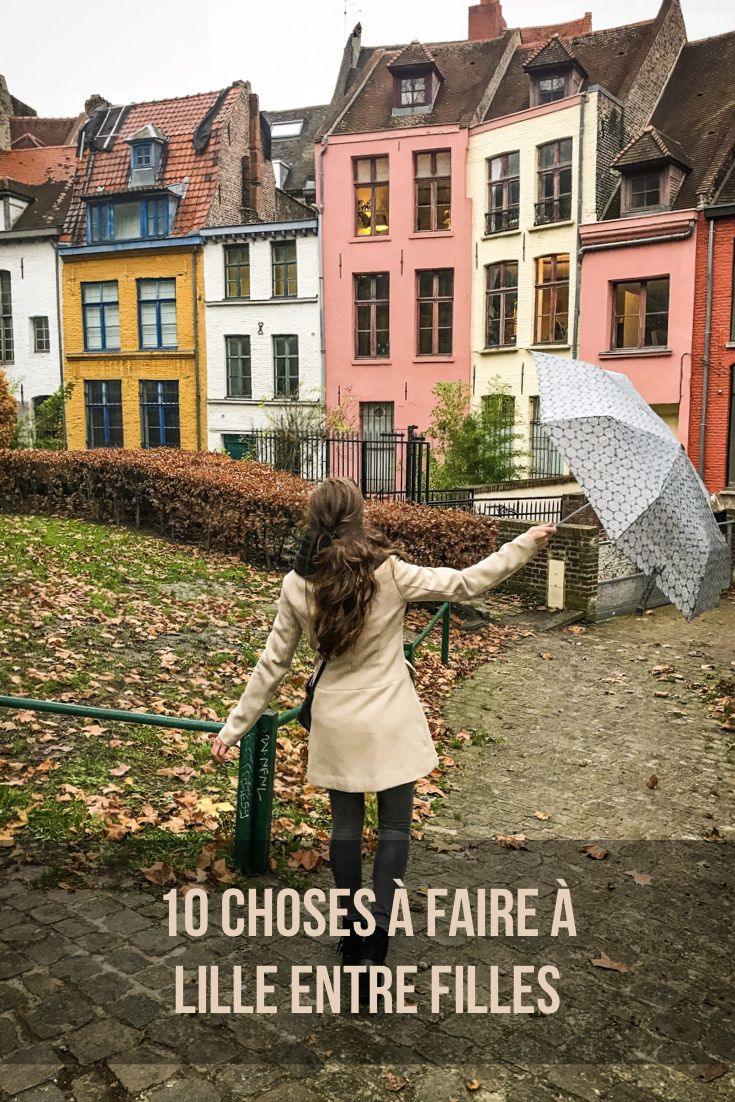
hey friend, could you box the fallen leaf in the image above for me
[109,764,131,777]
[466,1080,481,1092]
[533,810,550,821]
[287,848,322,871]
[142,861,177,886]
[697,1063,728,1083]
[384,1072,408,1092]
[581,844,609,860]
[591,952,629,973]
[540,652,554,660]
[646,775,659,790]
[496,833,527,850]
[624,870,652,886]
[653,690,669,699]
[211,858,235,883]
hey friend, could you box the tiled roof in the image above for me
[716,160,735,206]
[264,104,329,196]
[523,35,580,71]
[485,15,662,120]
[520,15,593,46]
[10,116,82,148]
[386,40,442,73]
[613,125,691,170]
[648,31,735,208]
[64,85,244,244]
[326,32,516,135]
[0,146,77,185]
[0,178,74,233]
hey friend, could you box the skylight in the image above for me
[271,120,304,139]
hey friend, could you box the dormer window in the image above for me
[132,142,154,168]
[613,127,691,217]
[126,125,166,187]
[400,75,427,108]
[387,41,444,117]
[523,36,587,110]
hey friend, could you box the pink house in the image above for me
[318,21,517,438]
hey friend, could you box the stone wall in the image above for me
[205,86,277,230]
[595,90,625,219]
[495,518,599,616]
[623,0,686,142]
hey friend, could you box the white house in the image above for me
[0,178,71,429]
[201,217,322,455]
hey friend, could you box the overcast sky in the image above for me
[3,0,733,117]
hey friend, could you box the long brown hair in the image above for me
[304,477,394,659]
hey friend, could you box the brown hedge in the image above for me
[0,449,499,568]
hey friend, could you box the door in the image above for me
[728,365,735,487]
[359,401,396,495]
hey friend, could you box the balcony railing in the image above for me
[485,207,520,235]
[534,194,573,226]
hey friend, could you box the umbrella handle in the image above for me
[555,502,591,526]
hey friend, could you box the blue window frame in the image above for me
[142,197,169,238]
[132,142,153,167]
[88,203,113,243]
[138,279,177,350]
[140,380,180,448]
[85,380,123,448]
[82,282,120,351]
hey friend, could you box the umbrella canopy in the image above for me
[534,352,730,620]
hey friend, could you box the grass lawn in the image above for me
[0,514,523,889]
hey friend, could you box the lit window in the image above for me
[415,150,451,232]
[534,255,570,344]
[612,278,670,350]
[354,157,389,237]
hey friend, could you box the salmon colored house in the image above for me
[318,14,520,439]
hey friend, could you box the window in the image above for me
[140,380,180,448]
[224,245,250,298]
[0,271,13,365]
[485,262,518,348]
[87,197,173,243]
[138,279,177,350]
[32,316,50,353]
[132,142,153,167]
[534,255,570,344]
[415,151,451,232]
[270,120,303,138]
[82,282,120,352]
[400,76,427,107]
[272,241,297,297]
[536,74,567,105]
[225,336,252,398]
[85,380,123,448]
[273,336,299,398]
[354,274,390,358]
[417,269,453,356]
[487,152,520,234]
[354,157,389,237]
[612,278,670,350]
[536,139,573,225]
[628,172,662,212]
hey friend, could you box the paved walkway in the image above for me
[1,600,733,1101]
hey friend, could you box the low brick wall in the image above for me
[495,518,599,616]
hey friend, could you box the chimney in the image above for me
[468,0,507,42]
[350,23,362,68]
[0,75,13,151]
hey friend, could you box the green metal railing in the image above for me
[0,601,451,875]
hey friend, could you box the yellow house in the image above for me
[62,246,206,450]
[59,83,276,450]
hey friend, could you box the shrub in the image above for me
[0,449,500,569]
[0,370,16,450]
[428,379,527,488]
[34,384,73,450]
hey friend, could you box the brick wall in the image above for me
[595,91,625,219]
[688,212,735,492]
[624,0,686,142]
[205,85,277,229]
[495,518,599,615]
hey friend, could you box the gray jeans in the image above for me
[328,782,414,932]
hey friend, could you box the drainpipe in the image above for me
[698,216,715,478]
[571,92,587,358]
[54,240,68,448]
[192,247,202,451]
[317,137,328,412]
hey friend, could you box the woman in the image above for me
[212,477,555,979]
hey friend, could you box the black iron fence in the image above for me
[224,428,430,502]
[530,420,566,477]
[476,495,565,523]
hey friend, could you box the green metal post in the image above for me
[234,726,257,874]
[441,603,451,666]
[249,712,279,875]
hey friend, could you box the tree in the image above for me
[427,379,527,488]
[0,369,17,449]
[33,384,72,450]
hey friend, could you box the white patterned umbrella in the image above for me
[534,352,730,620]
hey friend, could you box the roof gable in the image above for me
[387,40,444,80]
[523,35,583,73]
[613,126,691,171]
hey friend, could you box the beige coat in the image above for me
[218,531,539,791]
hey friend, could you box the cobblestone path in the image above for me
[1,600,733,1101]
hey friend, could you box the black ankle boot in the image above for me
[358,927,390,1004]
[336,920,364,967]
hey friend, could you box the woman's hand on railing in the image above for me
[526,524,557,549]
[211,735,231,762]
